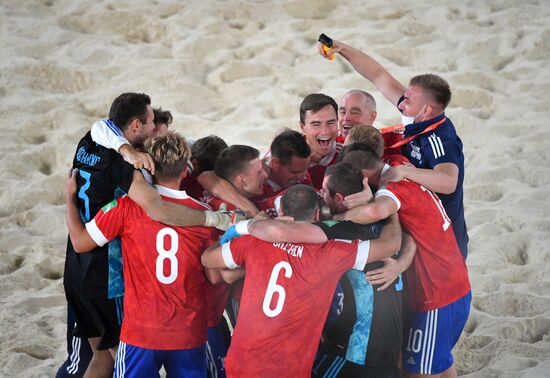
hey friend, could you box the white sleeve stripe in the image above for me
[85,220,109,247]
[436,136,445,156]
[221,243,240,269]
[103,119,123,136]
[428,135,440,158]
[375,189,401,211]
[353,240,370,270]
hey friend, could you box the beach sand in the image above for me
[1,0,549,376]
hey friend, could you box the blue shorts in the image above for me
[114,341,206,378]
[403,292,471,375]
[206,320,231,378]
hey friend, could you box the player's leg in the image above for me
[403,292,471,377]
[85,337,114,378]
[114,341,162,378]
[164,344,207,378]
[56,303,93,378]
[82,297,123,377]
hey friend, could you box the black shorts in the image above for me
[65,285,123,350]
[312,346,400,378]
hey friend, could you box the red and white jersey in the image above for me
[179,173,206,201]
[384,153,412,167]
[86,186,218,350]
[376,165,470,311]
[308,141,343,190]
[221,235,370,377]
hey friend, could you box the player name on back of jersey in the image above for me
[272,242,303,258]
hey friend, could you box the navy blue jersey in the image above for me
[398,98,468,259]
[315,220,403,368]
[63,131,134,299]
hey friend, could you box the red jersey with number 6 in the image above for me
[221,235,370,377]
[85,185,218,350]
[375,165,470,311]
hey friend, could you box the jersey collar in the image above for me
[404,113,446,137]
[154,185,191,199]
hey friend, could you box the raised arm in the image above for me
[319,40,406,106]
[65,170,99,253]
[127,171,240,230]
[198,171,259,216]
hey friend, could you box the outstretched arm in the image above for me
[319,40,406,106]
[380,163,459,195]
[247,220,328,243]
[198,171,259,216]
[65,170,99,253]
[335,195,398,225]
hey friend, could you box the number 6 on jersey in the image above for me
[262,261,293,317]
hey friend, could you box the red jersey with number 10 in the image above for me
[86,186,218,350]
[222,235,370,377]
[376,166,470,311]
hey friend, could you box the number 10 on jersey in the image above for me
[263,261,293,317]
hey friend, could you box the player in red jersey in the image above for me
[336,89,377,143]
[336,148,471,377]
[202,184,402,377]
[65,131,218,377]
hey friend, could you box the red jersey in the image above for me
[308,142,343,190]
[198,193,237,327]
[179,172,206,201]
[221,235,370,377]
[384,153,412,167]
[376,165,470,311]
[86,186,218,350]
[382,131,404,158]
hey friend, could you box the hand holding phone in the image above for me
[318,33,335,60]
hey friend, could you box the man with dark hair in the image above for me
[152,107,173,137]
[214,145,267,198]
[337,89,377,142]
[60,93,240,378]
[198,130,311,215]
[201,184,402,377]
[299,93,342,190]
[320,40,469,260]
[332,149,471,378]
[65,131,218,378]
[180,135,229,200]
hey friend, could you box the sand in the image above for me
[1,0,549,376]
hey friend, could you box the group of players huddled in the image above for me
[57,38,471,378]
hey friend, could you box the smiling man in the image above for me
[299,93,342,190]
[337,89,377,142]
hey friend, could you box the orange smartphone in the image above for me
[318,33,334,60]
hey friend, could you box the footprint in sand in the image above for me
[0,254,24,275]
[467,184,503,202]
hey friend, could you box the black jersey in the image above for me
[315,220,403,368]
[63,131,134,300]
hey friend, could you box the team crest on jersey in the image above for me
[101,199,118,213]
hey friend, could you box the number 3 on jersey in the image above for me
[262,261,293,318]
[156,228,179,284]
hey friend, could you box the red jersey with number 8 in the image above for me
[376,166,470,311]
[221,235,370,377]
[86,186,218,350]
